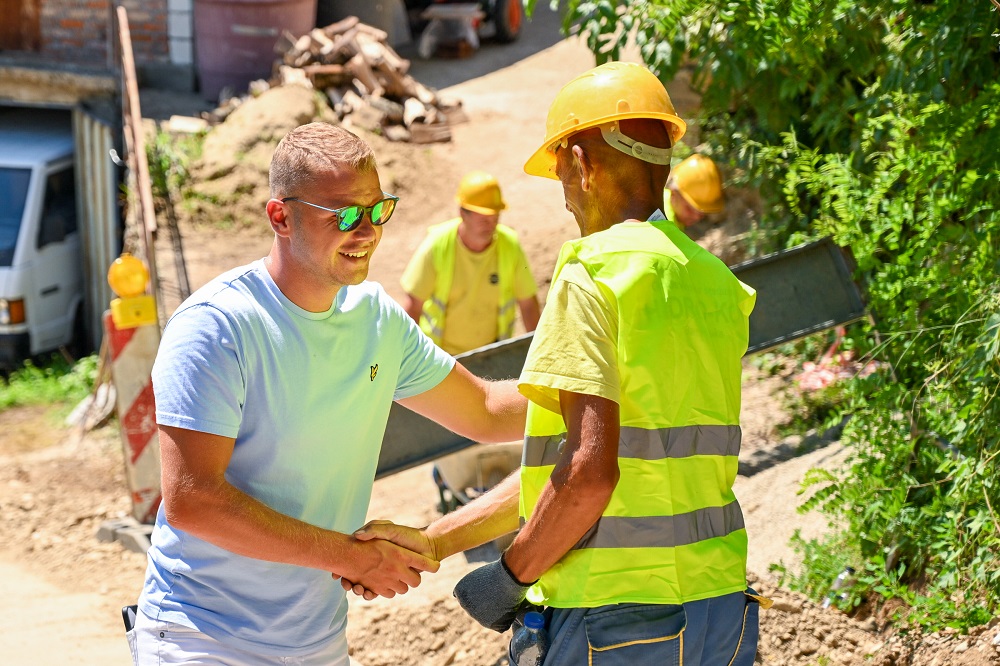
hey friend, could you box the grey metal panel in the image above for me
[376,238,867,478]
[730,238,867,354]
[73,106,121,352]
[376,334,532,479]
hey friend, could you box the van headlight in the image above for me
[0,298,26,325]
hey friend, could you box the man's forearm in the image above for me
[425,471,521,559]
[166,473,360,577]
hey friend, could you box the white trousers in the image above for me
[129,609,352,666]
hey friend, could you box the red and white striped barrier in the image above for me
[104,310,161,524]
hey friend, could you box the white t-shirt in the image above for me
[141,260,454,656]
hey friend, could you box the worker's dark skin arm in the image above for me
[158,424,439,598]
[518,295,541,333]
[403,293,424,324]
[503,390,620,582]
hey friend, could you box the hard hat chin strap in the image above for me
[600,122,672,165]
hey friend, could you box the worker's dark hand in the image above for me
[453,555,533,633]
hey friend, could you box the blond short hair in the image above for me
[269,122,377,198]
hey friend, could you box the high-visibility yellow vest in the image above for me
[419,218,520,347]
[520,218,757,608]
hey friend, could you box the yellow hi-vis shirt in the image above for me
[401,218,537,355]
[517,210,756,608]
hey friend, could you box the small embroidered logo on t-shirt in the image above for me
[370,364,379,381]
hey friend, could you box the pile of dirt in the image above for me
[183,83,449,234]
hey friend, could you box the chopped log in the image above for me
[383,124,411,142]
[380,43,411,75]
[324,28,360,64]
[274,30,297,57]
[369,96,405,124]
[405,78,439,107]
[355,22,389,43]
[309,28,335,55]
[322,15,360,38]
[302,64,350,89]
[374,60,411,99]
[278,65,313,89]
[402,97,427,127]
[341,89,366,115]
[409,121,452,144]
[303,64,347,77]
[356,33,411,75]
[283,33,313,66]
[348,52,383,98]
[440,100,469,125]
[326,87,346,118]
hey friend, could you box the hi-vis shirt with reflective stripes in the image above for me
[418,218,520,346]
[519,217,756,609]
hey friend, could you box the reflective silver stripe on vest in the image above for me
[522,425,741,467]
[430,296,447,311]
[499,299,516,315]
[519,500,746,550]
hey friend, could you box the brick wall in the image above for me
[39,0,169,66]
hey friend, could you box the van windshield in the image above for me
[0,167,32,267]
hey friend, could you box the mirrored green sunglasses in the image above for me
[280,193,399,232]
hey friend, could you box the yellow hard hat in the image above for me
[524,61,687,179]
[456,170,507,215]
[673,154,725,214]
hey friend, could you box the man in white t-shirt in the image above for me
[132,123,527,664]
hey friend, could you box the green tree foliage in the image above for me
[530,0,1000,629]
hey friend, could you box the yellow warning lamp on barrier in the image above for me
[108,253,157,329]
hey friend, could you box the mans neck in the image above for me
[264,248,341,313]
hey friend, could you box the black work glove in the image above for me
[453,555,535,633]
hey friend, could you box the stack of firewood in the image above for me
[271,16,466,143]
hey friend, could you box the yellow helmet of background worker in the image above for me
[672,154,725,214]
[456,170,507,215]
[524,61,687,179]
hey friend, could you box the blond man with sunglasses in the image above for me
[131,123,527,665]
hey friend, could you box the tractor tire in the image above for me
[493,0,524,43]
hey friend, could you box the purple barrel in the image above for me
[194,0,317,100]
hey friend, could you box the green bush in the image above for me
[0,354,99,412]
[534,0,1000,629]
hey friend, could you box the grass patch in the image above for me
[0,354,98,413]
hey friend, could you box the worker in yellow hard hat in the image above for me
[401,170,540,355]
[351,62,767,665]
[666,153,725,228]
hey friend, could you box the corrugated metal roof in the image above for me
[0,108,74,166]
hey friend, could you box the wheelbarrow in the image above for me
[432,441,522,550]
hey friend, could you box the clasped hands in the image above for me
[338,520,533,633]
[337,520,439,601]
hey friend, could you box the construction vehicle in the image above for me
[406,0,525,44]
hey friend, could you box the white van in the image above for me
[0,108,84,367]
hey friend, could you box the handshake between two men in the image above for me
[339,469,536,634]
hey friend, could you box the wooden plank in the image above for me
[116,6,162,326]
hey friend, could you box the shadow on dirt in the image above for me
[738,416,849,477]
